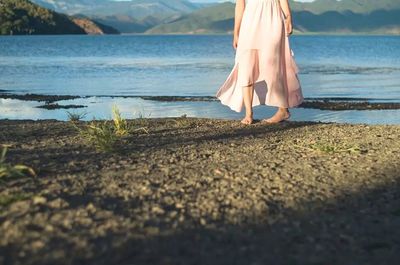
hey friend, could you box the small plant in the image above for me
[171,114,191,127]
[72,105,150,152]
[113,105,149,134]
[66,110,88,122]
[112,105,129,136]
[74,120,118,152]
[309,142,361,153]
[0,145,36,179]
[134,108,151,127]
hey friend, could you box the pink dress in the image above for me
[215,0,304,112]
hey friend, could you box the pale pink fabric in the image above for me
[216,0,304,112]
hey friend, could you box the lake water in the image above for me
[1,35,400,124]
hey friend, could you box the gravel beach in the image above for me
[0,118,399,265]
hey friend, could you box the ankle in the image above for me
[279,108,289,114]
[245,110,253,118]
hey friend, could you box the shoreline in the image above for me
[1,92,400,111]
[1,118,399,264]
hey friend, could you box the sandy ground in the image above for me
[0,118,400,265]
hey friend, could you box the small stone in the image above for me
[44,224,54,232]
[86,203,96,213]
[31,240,45,251]
[79,217,93,226]
[48,198,69,209]
[62,219,72,229]
[32,196,47,205]
[175,203,184,209]
[169,211,178,218]
[178,215,185,222]
[214,169,223,175]
[152,206,165,215]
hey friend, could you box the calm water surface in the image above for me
[1,35,400,124]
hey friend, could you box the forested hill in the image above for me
[289,0,400,14]
[0,0,119,35]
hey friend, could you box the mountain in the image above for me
[29,0,211,33]
[289,0,400,14]
[71,15,120,34]
[0,0,119,35]
[22,0,400,34]
[147,2,234,34]
[147,1,400,34]
[31,0,200,19]
[90,14,183,33]
[294,9,400,34]
[24,0,227,34]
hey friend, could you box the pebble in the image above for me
[152,206,165,215]
[30,240,45,251]
[200,218,207,226]
[32,196,47,205]
[48,198,69,209]
[86,203,96,213]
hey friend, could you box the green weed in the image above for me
[0,145,36,179]
[74,120,118,152]
[112,105,129,136]
[66,110,88,122]
[113,105,149,135]
[72,105,150,152]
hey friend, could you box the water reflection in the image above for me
[1,97,400,125]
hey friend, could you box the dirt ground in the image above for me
[0,118,399,265]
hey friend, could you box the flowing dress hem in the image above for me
[215,47,304,112]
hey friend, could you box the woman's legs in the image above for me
[241,84,254,124]
[240,84,291,124]
[262,107,290,123]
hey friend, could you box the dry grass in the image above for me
[112,105,129,136]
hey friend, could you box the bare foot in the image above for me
[241,116,253,125]
[262,109,290,124]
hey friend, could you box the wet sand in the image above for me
[0,118,399,265]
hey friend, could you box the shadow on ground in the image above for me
[1,119,399,265]
[85,166,400,265]
[3,166,398,265]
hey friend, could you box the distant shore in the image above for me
[1,118,399,264]
[121,32,400,36]
[2,32,399,37]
